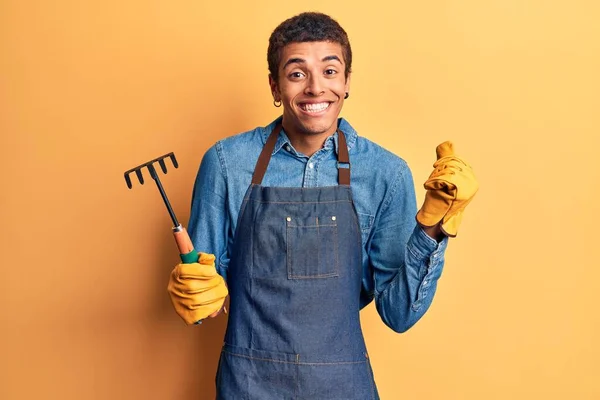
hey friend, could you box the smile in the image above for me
[299,102,331,113]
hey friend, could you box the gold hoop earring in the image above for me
[273,99,282,107]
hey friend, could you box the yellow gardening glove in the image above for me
[167,252,229,325]
[416,141,479,237]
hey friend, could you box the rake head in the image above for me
[124,152,181,228]
[124,152,179,189]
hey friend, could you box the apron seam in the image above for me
[222,350,370,366]
[250,199,352,204]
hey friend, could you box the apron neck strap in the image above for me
[337,125,350,186]
[251,124,351,186]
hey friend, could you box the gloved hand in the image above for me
[416,141,479,237]
[167,252,229,325]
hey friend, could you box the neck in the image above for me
[282,122,337,157]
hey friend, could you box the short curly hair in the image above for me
[267,12,352,83]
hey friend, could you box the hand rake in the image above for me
[124,152,199,263]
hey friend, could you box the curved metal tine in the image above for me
[169,153,179,168]
[147,163,159,180]
[158,158,168,173]
[135,169,145,185]
[124,173,133,189]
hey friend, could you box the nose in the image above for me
[304,74,325,96]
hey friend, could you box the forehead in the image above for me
[279,41,344,67]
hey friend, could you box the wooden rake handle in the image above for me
[173,225,199,263]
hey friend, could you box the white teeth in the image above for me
[301,102,330,112]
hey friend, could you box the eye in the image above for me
[289,71,305,79]
[324,69,337,76]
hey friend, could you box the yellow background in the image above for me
[1,1,599,399]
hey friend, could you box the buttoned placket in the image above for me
[303,149,326,187]
[309,136,337,187]
[281,136,337,188]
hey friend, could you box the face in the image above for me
[269,41,351,137]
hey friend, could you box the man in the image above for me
[168,12,478,399]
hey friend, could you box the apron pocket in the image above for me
[297,358,377,400]
[286,215,339,279]
[217,343,298,400]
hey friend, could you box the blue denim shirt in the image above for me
[188,116,448,333]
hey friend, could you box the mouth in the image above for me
[298,102,332,115]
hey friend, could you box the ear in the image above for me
[344,72,352,94]
[268,74,280,100]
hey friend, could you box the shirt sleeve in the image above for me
[365,161,448,333]
[187,143,231,281]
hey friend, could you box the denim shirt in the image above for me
[188,116,448,333]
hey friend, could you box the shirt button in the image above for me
[285,145,291,152]
[308,162,314,169]
[423,280,429,285]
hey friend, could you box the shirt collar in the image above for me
[262,116,358,156]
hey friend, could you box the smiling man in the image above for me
[167,12,478,399]
[270,40,350,155]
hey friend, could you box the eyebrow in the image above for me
[282,55,343,70]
